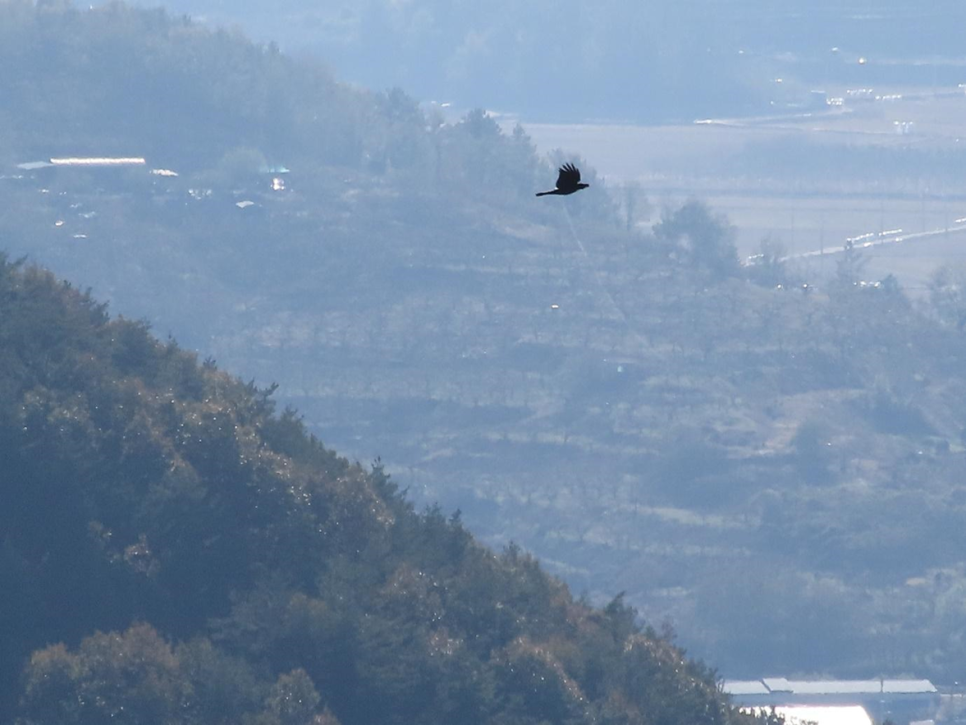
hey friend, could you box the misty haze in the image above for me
[4,2,966,725]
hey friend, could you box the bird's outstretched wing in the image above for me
[556,163,581,190]
[537,163,587,196]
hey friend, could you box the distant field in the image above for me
[516,86,966,291]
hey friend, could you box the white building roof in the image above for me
[763,678,793,692]
[50,157,145,166]
[724,680,770,696]
[785,680,883,695]
[881,680,937,694]
[16,161,54,170]
[754,678,939,696]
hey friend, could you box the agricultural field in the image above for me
[520,85,966,291]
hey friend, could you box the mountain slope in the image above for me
[8,0,966,683]
[0,254,748,725]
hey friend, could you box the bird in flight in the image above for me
[536,163,589,197]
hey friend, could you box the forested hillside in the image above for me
[7,0,966,684]
[0,0,381,168]
[113,0,766,122]
[0,255,751,725]
[115,0,966,121]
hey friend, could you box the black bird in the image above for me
[536,163,589,197]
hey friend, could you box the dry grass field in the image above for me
[518,85,966,293]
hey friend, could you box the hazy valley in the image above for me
[6,3,966,720]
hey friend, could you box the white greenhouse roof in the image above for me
[734,678,938,697]
[881,680,938,694]
[784,680,883,695]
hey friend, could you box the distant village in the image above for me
[0,154,303,248]
[7,155,289,202]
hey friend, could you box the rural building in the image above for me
[723,678,940,725]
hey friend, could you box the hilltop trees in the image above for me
[654,200,740,280]
[136,0,763,123]
[928,263,966,329]
[18,625,191,725]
